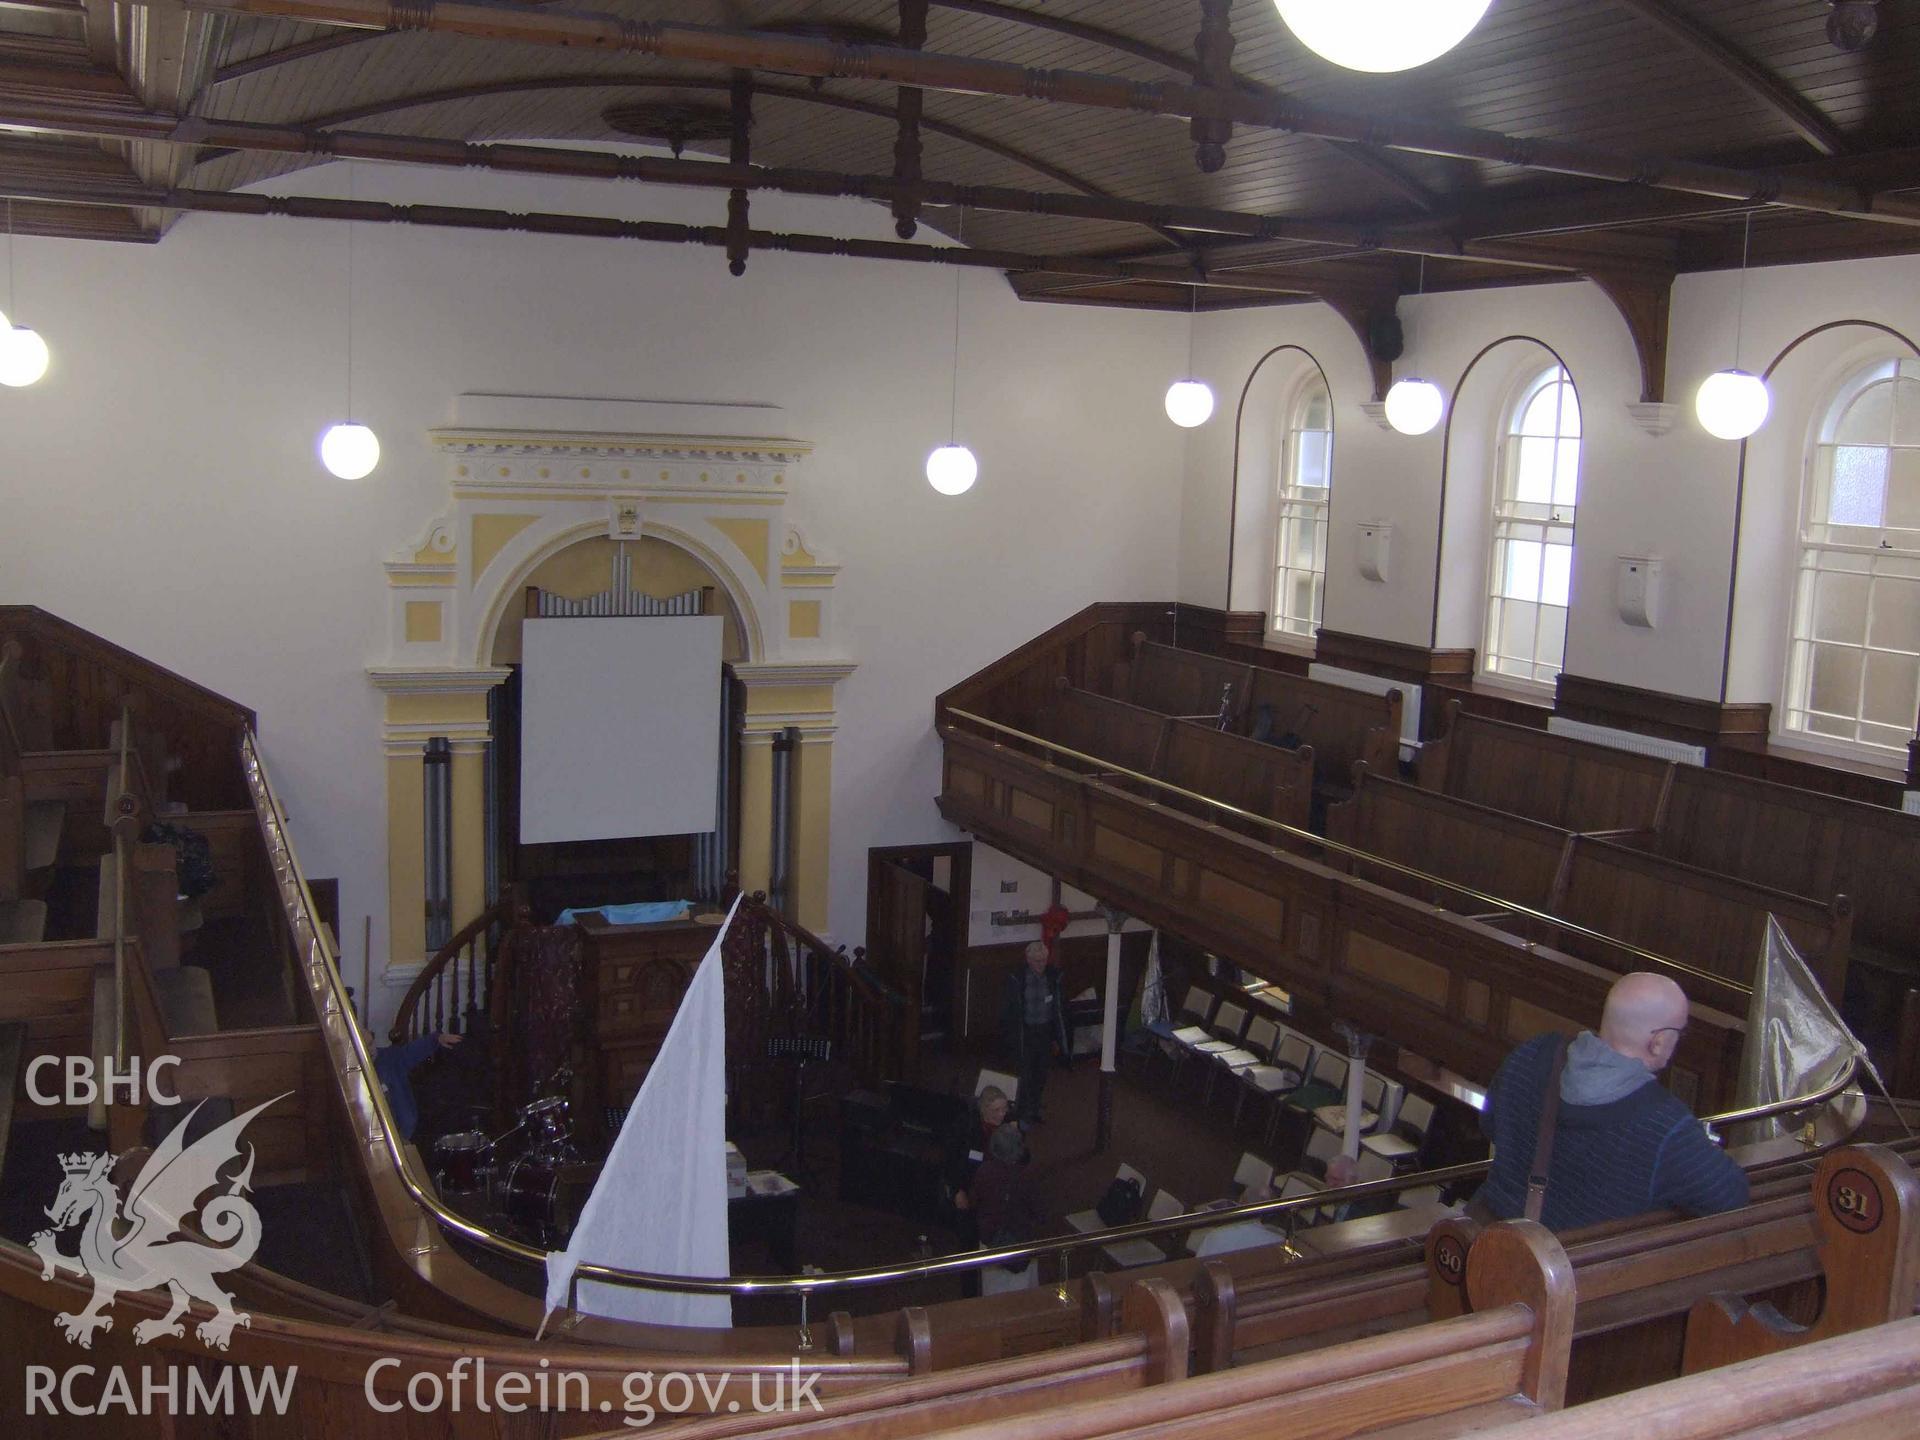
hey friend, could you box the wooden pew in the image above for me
[1645,764,1920,1005]
[1120,639,1247,727]
[1187,1143,1915,1409]
[1328,768,1850,1001]
[1682,1143,1918,1374]
[1034,684,1311,831]
[1550,838,1852,1000]
[1459,1313,1920,1439]
[1243,665,1401,798]
[1121,638,1401,802]
[1157,717,1312,832]
[1036,684,1170,777]
[1327,767,1571,915]
[1420,703,1674,832]
[858,1223,1574,1440]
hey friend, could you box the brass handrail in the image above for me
[244,732,1860,1306]
[944,706,1751,1002]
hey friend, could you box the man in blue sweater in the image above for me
[1475,972,1748,1229]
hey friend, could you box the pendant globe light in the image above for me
[1383,257,1445,435]
[0,201,50,388]
[319,166,380,479]
[1384,377,1445,435]
[1274,0,1493,74]
[1165,284,1215,428]
[1695,214,1770,442]
[926,209,978,495]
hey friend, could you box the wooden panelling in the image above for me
[1554,673,1771,753]
[1421,703,1674,832]
[1343,930,1453,1008]
[1710,743,1909,811]
[1196,867,1285,934]
[937,601,1175,734]
[1008,787,1055,834]
[0,607,254,810]
[1314,630,1476,688]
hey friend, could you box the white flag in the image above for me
[543,897,736,1329]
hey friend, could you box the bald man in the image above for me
[1472,972,1748,1229]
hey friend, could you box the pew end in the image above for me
[1682,1143,1920,1375]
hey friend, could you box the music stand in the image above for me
[767,1036,833,1180]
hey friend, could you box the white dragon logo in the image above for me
[30,1095,284,1351]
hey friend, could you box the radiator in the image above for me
[1903,791,1919,817]
[1307,664,1422,759]
[1546,716,1707,766]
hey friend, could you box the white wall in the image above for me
[0,151,1188,1005]
[1186,252,1920,711]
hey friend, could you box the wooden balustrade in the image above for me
[389,891,520,1043]
[939,723,1747,1110]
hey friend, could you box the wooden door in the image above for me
[869,859,929,1066]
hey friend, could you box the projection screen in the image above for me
[519,614,723,844]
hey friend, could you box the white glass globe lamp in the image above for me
[319,422,381,480]
[925,443,978,496]
[1164,379,1216,428]
[1384,377,1445,436]
[1694,369,1770,441]
[1274,0,1493,73]
[0,325,49,387]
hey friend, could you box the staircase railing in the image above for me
[750,893,911,1089]
[389,890,522,1044]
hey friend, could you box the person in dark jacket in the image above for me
[1475,972,1748,1230]
[1000,942,1069,1126]
[972,1123,1043,1255]
[943,1086,1011,1235]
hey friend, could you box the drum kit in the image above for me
[432,1069,598,1248]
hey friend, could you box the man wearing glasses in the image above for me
[1471,972,1749,1229]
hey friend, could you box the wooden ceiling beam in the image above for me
[0,92,1413,253]
[1607,0,1848,158]
[146,0,1920,225]
[0,171,1338,294]
[217,72,1153,231]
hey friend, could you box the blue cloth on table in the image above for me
[555,900,692,926]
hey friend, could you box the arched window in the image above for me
[1783,357,1920,756]
[1482,366,1579,685]
[1271,378,1332,639]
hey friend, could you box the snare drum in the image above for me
[433,1131,490,1194]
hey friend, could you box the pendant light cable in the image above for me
[5,198,15,316]
[1733,212,1752,370]
[948,208,964,443]
[345,164,356,424]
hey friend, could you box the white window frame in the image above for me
[1779,357,1920,763]
[1480,365,1580,689]
[1269,374,1333,644]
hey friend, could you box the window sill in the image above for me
[1468,673,1557,706]
[1262,631,1318,657]
[1763,732,1910,784]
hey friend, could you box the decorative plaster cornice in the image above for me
[368,666,513,695]
[432,429,813,464]
[731,660,858,687]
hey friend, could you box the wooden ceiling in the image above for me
[1,0,1917,376]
